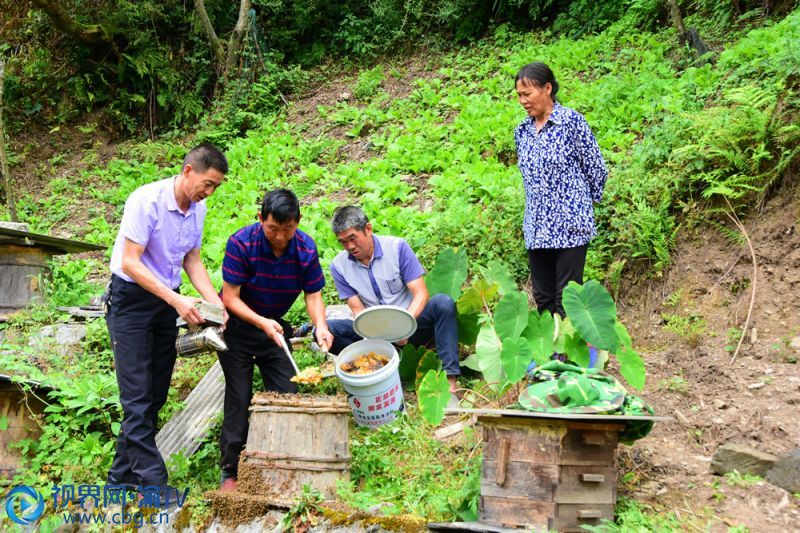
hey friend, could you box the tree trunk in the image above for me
[666,0,710,60]
[0,60,18,222]
[225,0,252,80]
[30,0,114,49]
[194,0,226,74]
[666,0,688,44]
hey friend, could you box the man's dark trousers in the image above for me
[105,275,178,487]
[327,293,460,376]
[217,315,297,479]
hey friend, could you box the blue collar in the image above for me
[522,101,566,130]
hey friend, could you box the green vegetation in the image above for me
[0,2,798,530]
[419,249,644,424]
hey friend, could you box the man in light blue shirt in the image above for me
[327,206,460,392]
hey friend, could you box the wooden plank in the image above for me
[480,461,558,500]
[560,427,618,465]
[495,438,510,486]
[555,465,616,504]
[453,407,670,422]
[479,496,554,529]
[553,503,614,532]
[427,522,525,532]
[0,227,104,253]
[251,393,349,409]
[481,421,563,464]
[434,417,476,440]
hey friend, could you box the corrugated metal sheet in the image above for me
[156,361,225,461]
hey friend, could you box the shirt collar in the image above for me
[522,101,565,130]
[166,176,196,216]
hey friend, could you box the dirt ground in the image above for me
[617,183,800,531]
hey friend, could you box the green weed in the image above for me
[659,372,690,395]
[662,312,706,347]
[725,470,762,487]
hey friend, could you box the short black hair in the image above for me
[261,189,300,223]
[515,62,559,102]
[183,142,229,174]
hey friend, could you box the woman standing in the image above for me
[514,62,608,317]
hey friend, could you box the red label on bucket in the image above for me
[347,382,403,427]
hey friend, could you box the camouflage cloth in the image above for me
[517,360,655,443]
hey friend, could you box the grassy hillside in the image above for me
[1,7,799,530]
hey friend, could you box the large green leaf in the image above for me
[562,280,619,352]
[522,310,555,365]
[426,247,468,300]
[553,315,575,354]
[482,260,517,295]
[415,349,442,390]
[615,320,633,348]
[616,346,646,390]
[456,312,481,346]
[494,291,529,341]
[457,279,498,314]
[475,322,504,392]
[501,337,532,384]
[461,353,480,371]
[417,370,451,425]
[398,344,425,386]
[564,333,591,367]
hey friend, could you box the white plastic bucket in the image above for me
[335,339,404,428]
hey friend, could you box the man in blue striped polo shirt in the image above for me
[218,189,333,491]
[327,206,460,394]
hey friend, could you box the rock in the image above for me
[28,324,87,355]
[0,221,29,231]
[674,409,690,426]
[714,399,727,409]
[767,449,800,493]
[326,304,354,321]
[748,382,766,389]
[711,443,778,476]
[789,336,800,352]
[712,417,724,425]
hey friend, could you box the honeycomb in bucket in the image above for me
[340,352,390,375]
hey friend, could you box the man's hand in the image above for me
[314,326,334,352]
[172,295,204,325]
[260,317,285,346]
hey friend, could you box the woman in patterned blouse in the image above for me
[514,62,608,317]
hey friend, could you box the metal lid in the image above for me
[353,305,417,342]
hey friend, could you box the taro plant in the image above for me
[418,248,646,425]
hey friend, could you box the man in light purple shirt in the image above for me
[105,143,227,495]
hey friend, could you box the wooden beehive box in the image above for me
[0,376,48,482]
[479,415,623,532]
[239,393,351,504]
